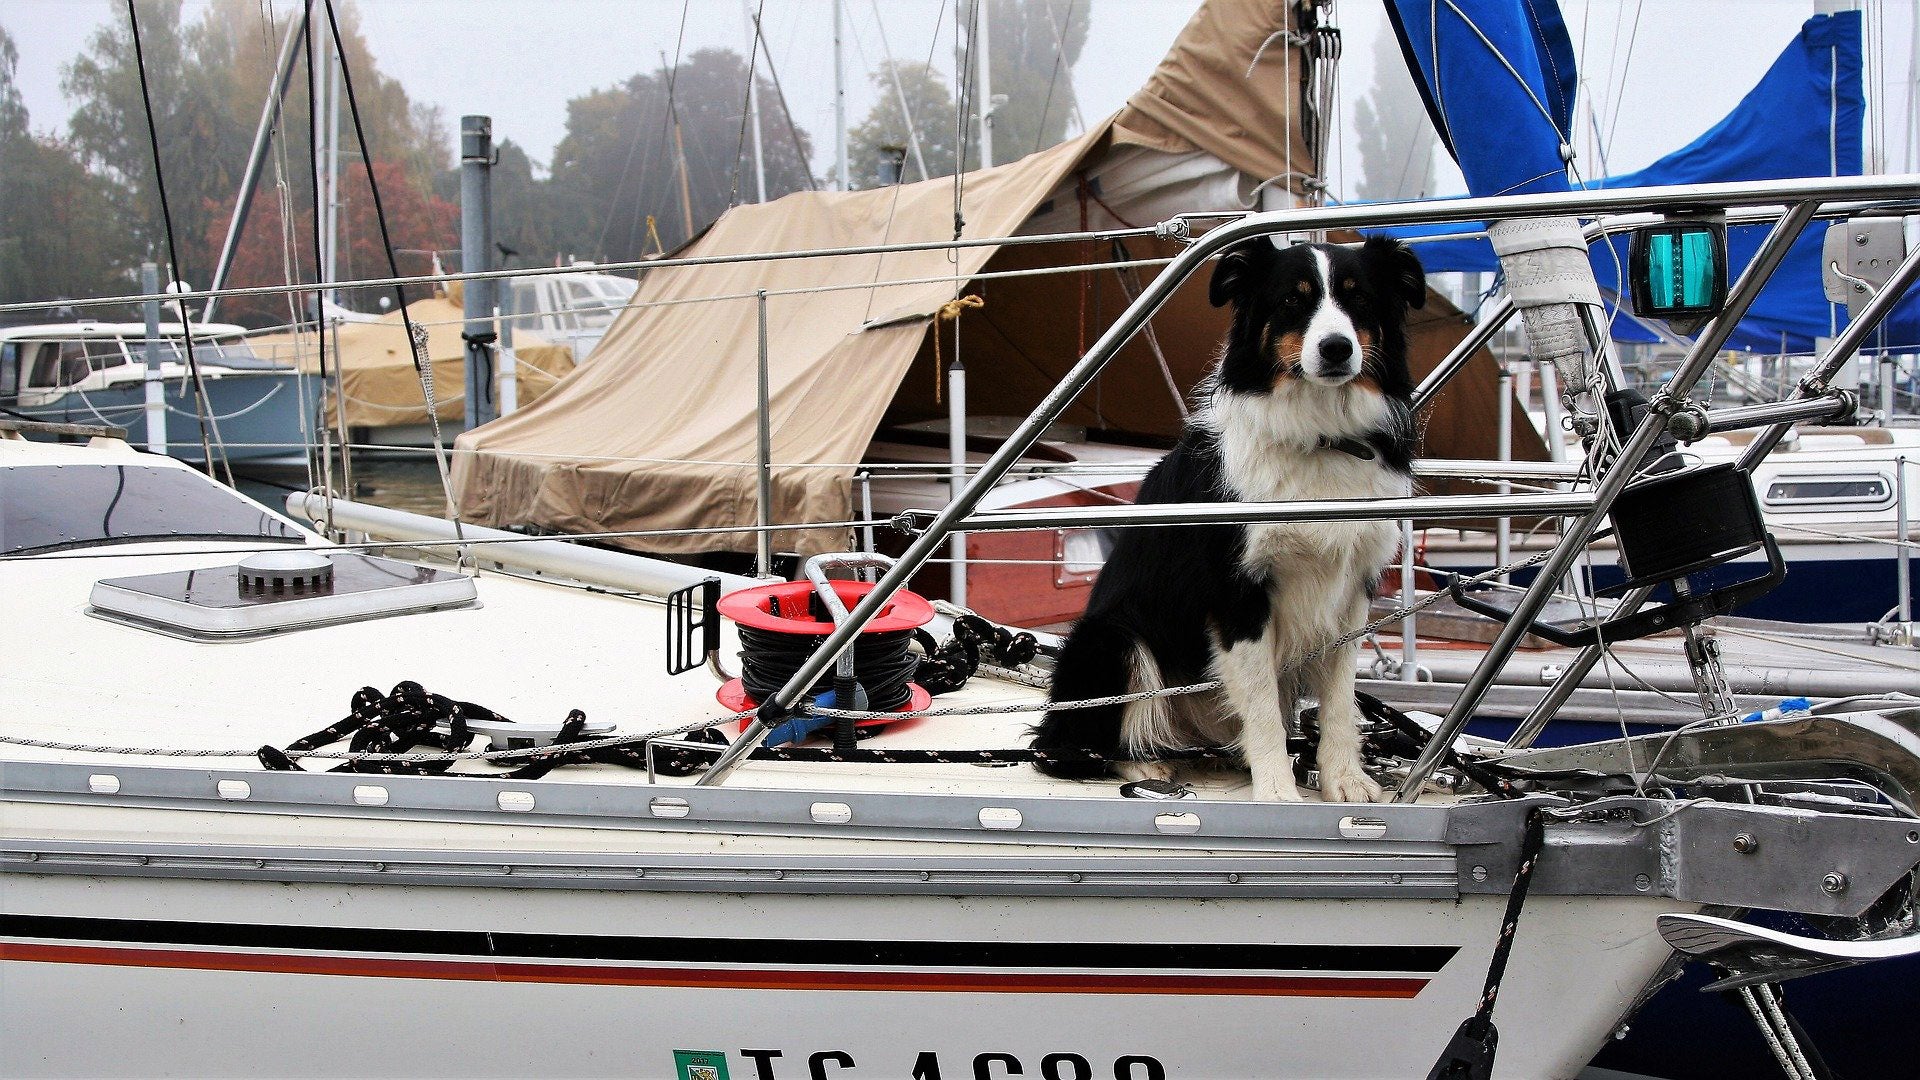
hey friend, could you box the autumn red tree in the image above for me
[207,158,455,327]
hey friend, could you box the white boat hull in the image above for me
[4,870,1677,1079]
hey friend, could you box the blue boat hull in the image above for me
[14,372,320,464]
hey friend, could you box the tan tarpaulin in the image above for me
[251,294,575,429]
[453,130,1107,555]
[452,0,1540,556]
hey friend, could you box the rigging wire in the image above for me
[598,0,689,256]
[869,0,932,182]
[122,0,234,486]
[727,0,769,209]
[1030,0,1076,157]
[319,0,462,531]
[1601,0,1645,160]
[746,9,819,192]
[859,0,950,326]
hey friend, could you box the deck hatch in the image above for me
[86,553,477,640]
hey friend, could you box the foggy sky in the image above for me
[2,0,1913,201]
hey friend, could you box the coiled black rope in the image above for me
[736,624,919,711]
[913,614,1040,694]
[258,681,497,775]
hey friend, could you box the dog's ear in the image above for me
[1362,235,1427,310]
[1208,240,1277,308]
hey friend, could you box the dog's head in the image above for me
[1208,236,1425,399]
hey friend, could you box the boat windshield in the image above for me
[132,337,290,371]
[1,464,304,555]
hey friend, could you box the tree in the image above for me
[483,138,568,272]
[1354,27,1436,202]
[208,158,456,326]
[547,48,814,261]
[847,62,959,189]
[52,0,446,313]
[962,0,1089,169]
[0,25,133,309]
[63,0,235,283]
[848,0,1088,186]
[0,25,26,143]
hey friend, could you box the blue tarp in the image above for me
[1379,9,1912,352]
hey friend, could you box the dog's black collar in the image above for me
[1316,435,1377,461]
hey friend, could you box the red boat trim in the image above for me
[0,942,1429,998]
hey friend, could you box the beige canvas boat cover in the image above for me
[453,129,1109,555]
[251,294,574,429]
[1110,0,1315,198]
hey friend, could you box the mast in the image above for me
[975,0,993,169]
[833,0,848,190]
[203,6,309,322]
[743,1,767,202]
[320,16,342,310]
[674,115,696,238]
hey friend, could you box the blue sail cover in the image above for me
[1379,11,1904,352]
[1383,0,1579,198]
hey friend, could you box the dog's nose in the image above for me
[1318,336,1354,366]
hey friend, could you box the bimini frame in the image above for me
[698,173,1920,791]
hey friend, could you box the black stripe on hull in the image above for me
[1,914,1457,973]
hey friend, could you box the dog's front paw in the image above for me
[1318,763,1384,803]
[1251,770,1306,802]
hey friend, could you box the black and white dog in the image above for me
[1031,236,1425,802]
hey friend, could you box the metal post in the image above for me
[460,115,497,432]
[949,350,968,607]
[204,5,310,322]
[1398,201,1822,798]
[1400,519,1417,681]
[975,0,993,169]
[832,0,848,191]
[1538,358,1566,462]
[1882,354,1898,425]
[1496,359,1513,582]
[140,262,167,455]
[859,470,876,556]
[743,0,767,203]
[496,302,517,415]
[1898,455,1912,626]
[322,32,341,309]
[755,290,775,577]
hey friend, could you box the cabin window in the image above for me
[84,338,128,372]
[566,280,619,329]
[510,281,543,332]
[0,343,17,400]
[25,341,91,388]
[1762,474,1892,510]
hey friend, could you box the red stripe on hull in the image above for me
[1,942,1428,998]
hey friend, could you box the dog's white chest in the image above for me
[1230,449,1406,574]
